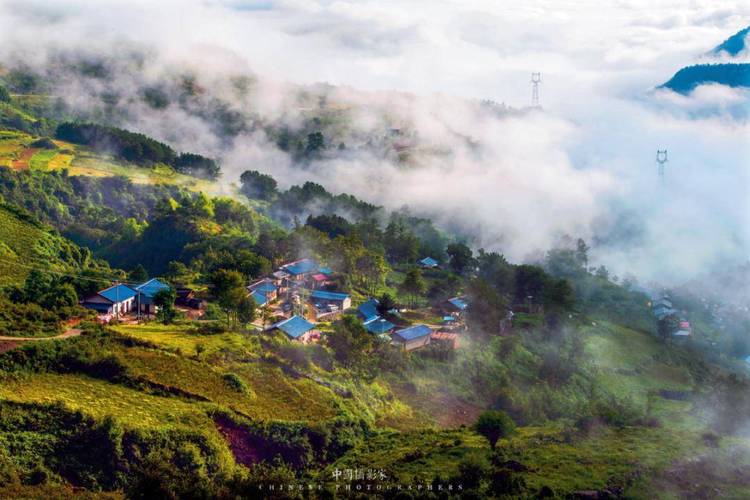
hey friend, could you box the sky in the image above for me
[0,0,748,286]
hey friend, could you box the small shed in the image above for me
[431,331,459,349]
[392,324,432,351]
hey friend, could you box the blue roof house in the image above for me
[364,317,396,335]
[269,315,318,342]
[250,290,269,307]
[82,283,138,317]
[310,290,351,315]
[391,324,432,351]
[358,298,380,322]
[282,259,319,277]
[419,257,439,268]
[442,297,468,316]
[248,278,278,303]
[134,278,171,315]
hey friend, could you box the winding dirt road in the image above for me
[0,328,82,342]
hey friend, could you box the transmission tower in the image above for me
[531,72,541,107]
[656,150,668,185]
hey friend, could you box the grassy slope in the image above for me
[328,322,744,497]
[0,205,78,287]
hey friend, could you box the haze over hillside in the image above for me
[0,1,747,290]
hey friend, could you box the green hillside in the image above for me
[0,63,748,500]
[0,204,92,287]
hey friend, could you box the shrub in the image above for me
[222,372,248,394]
[474,410,516,449]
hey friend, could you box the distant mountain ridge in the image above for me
[710,25,749,57]
[660,63,750,94]
[660,25,750,95]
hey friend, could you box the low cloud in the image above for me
[0,0,747,289]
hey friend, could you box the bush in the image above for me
[222,372,248,393]
[474,410,516,449]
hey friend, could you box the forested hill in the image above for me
[710,25,749,57]
[660,63,750,94]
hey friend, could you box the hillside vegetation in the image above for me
[0,63,748,499]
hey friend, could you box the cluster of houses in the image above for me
[652,295,692,340]
[81,256,468,352]
[255,258,467,351]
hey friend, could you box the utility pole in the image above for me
[656,150,668,186]
[531,72,541,107]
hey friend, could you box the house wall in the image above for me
[405,336,431,351]
[393,335,431,351]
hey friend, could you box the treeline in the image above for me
[55,122,220,179]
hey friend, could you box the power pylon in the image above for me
[531,72,541,107]
[656,150,668,185]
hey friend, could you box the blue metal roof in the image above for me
[99,284,137,303]
[364,317,395,334]
[319,266,333,276]
[448,297,468,310]
[393,324,432,342]
[251,290,268,306]
[358,298,380,321]
[283,259,318,276]
[419,257,438,267]
[135,278,170,298]
[311,290,350,302]
[253,281,277,294]
[274,315,315,339]
[442,316,455,322]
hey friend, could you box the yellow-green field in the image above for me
[112,323,257,357]
[0,372,214,430]
[0,131,221,193]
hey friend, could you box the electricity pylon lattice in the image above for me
[531,72,541,107]
[656,149,668,185]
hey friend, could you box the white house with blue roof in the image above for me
[82,283,138,317]
[82,278,171,318]
[310,289,351,318]
[391,324,432,351]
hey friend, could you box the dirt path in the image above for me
[10,148,39,170]
[0,328,82,342]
